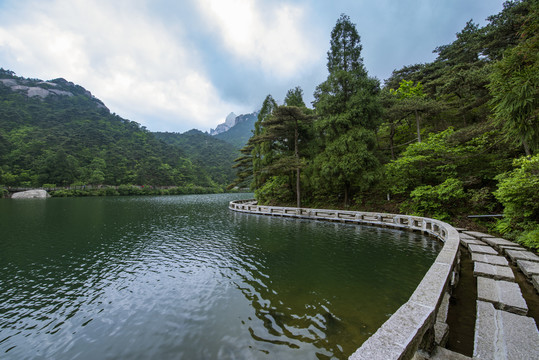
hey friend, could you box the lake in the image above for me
[0,193,441,359]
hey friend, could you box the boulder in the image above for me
[11,189,50,199]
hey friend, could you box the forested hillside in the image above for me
[231,1,538,248]
[0,70,223,190]
[154,130,238,185]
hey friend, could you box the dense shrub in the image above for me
[494,155,539,249]
[255,176,294,205]
[403,178,466,220]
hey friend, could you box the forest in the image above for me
[230,0,538,248]
[0,73,238,195]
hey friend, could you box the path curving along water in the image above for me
[230,200,539,360]
[229,200,461,359]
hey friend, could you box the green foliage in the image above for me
[405,178,467,220]
[0,185,7,198]
[482,0,532,61]
[313,127,379,203]
[327,14,365,74]
[494,154,539,248]
[385,128,459,194]
[0,72,223,190]
[310,14,382,206]
[234,6,537,246]
[251,95,279,189]
[284,87,306,107]
[516,229,539,250]
[487,0,539,155]
[49,185,223,198]
[389,80,425,99]
[255,176,294,205]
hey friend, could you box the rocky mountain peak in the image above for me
[0,70,108,111]
[210,112,238,135]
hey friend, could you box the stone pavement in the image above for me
[456,231,538,359]
[426,231,539,359]
[474,301,539,359]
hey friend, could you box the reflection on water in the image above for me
[0,194,441,359]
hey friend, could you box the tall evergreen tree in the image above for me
[230,95,278,190]
[252,95,278,188]
[284,86,306,108]
[259,104,314,207]
[313,14,382,206]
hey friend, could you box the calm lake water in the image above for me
[0,193,441,359]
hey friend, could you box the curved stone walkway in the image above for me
[428,230,539,359]
[229,200,539,359]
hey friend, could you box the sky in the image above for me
[0,0,505,133]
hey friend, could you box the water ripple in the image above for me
[0,194,441,359]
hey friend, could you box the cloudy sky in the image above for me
[0,0,504,133]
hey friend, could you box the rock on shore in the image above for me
[11,190,50,199]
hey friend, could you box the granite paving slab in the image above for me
[471,253,509,266]
[462,231,494,239]
[516,260,539,278]
[474,262,515,281]
[459,237,486,249]
[459,233,477,240]
[506,249,539,264]
[468,244,498,256]
[474,301,539,359]
[477,277,527,315]
[499,244,526,255]
[481,237,522,250]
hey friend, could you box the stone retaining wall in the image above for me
[229,199,461,360]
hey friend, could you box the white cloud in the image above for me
[0,0,244,131]
[197,0,320,79]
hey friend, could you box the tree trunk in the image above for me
[296,167,301,208]
[344,182,350,208]
[390,123,396,160]
[294,121,301,208]
[523,139,531,156]
[415,109,421,143]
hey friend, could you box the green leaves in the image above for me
[487,1,539,155]
[385,128,458,194]
[389,80,425,99]
[406,178,466,220]
[494,154,539,248]
[0,73,221,189]
[309,14,383,206]
[327,14,365,74]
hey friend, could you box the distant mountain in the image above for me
[0,68,223,188]
[0,70,108,110]
[153,130,239,185]
[214,112,257,148]
[209,112,237,135]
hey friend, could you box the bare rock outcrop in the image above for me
[11,189,51,199]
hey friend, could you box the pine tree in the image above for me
[312,14,382,206]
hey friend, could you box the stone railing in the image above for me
[229,199,461,360]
